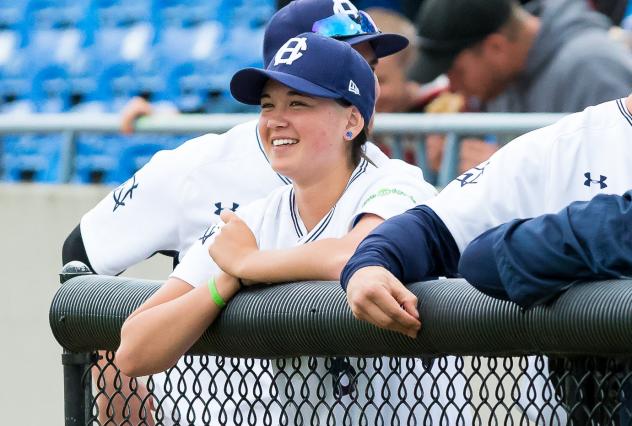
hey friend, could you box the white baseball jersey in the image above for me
[425,98,632,425]
[171,157,436,286]
[79,119,392,275]
[427,97,632,253]
[164,159,470,424]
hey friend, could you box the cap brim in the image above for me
[344,32,409,58]
[230,68,341,105]
[407,49,456,84]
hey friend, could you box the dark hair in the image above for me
[335,99,370,166]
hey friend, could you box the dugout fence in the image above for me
[0,112,564,186]
[50,263,632,425]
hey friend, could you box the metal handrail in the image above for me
[2,112,567,186]
[0,112,565,134]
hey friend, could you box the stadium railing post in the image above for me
[59,262,96,425]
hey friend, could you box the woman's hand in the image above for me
[209,211,260,279]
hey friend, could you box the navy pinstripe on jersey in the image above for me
[289,158,372,242]
[616,98,632,127]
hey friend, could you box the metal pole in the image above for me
[62,352,94,426]
[59,262,95,425]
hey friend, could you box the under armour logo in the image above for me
[456,162,489,187]
[329,357,358,398]
[274,37,307,66]
[214,202,239,216]
[332,0,359,16]
[199,224,219,245]
[348,80,359,95]
[584,172,607,189]
[112,175,139,212]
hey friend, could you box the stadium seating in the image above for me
[0,0,275,183]
[1,133,64,182]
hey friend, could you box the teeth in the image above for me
[272,138,299,146]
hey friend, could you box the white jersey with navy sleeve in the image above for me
[79,119,391,275]
[427,97,632,253]
[168,159,470,425]
[423,98,632,425]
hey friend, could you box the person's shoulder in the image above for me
[158,119,260,170]
[358,159,437,198]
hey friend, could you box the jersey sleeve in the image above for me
[425,126,553,253]
[351,160,437,227]
[459,190,632,308]
[79,135,213,275]
[340,205,460,289]
[169,197,268,288]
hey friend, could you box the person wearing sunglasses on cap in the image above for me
[116,32,457,424]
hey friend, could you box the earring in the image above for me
[345,130,353,140]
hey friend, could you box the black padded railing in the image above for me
[49,267,632,425]
[51,274,632,357]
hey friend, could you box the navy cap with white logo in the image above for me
[231,32,376,125]
[263,0,408,67]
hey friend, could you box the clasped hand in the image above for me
[209,211,260,284]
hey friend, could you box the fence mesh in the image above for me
[83,352,632,425]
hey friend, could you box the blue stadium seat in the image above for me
[73,134,124,184]
[0,47,30,107]
[156,22,223,67]
[26,0,90,30]
[73,134,189,184]
[155,0,227,27]
[91,23,155,69]
[1,134,64,183]
[92,0,156,28]
[0,0,29,30]
[26,27,86,71]
[30,65,73,112]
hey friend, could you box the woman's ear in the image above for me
[344,107,365,140]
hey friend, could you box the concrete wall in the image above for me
[0,184,171,425]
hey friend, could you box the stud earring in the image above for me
[345,131,353,140]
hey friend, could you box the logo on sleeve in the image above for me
[112,175,139,212]
[214,202,240,216]
[456,162,489,187]
[584,172,607,189]
[199,224,219,245]
[274,37,308,66]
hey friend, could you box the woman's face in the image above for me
[258,80,354,182]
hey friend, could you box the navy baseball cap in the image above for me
[263,0,408,67]
[231,32,376,125]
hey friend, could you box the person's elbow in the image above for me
[116,324,167,377]
[114,343,144,377]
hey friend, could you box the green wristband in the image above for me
[208,277,226,309]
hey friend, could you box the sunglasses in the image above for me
[312,11,380,38]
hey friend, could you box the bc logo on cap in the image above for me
[274,37,308,66]
[332,0,358,16]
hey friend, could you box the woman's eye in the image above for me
[260,103,273,109]
[290,100,307,107]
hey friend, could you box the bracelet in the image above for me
[207,277,226,309]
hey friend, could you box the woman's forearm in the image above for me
[237,238,352,283]
[116,275,240,376]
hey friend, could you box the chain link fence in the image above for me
[51,266,632,425]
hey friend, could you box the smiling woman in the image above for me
[115,32,441,423]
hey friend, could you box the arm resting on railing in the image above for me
[50,276,632,358]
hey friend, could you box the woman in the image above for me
[116,33,444,423]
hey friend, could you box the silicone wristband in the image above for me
[207,277,226,309]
